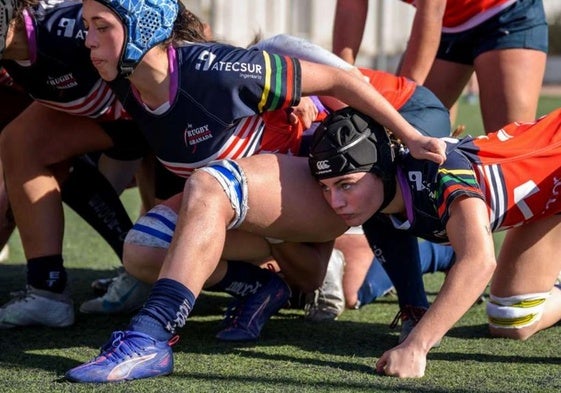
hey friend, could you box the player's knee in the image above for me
[489,325,537,341]
[122,251,141,278]
[195,159,249,229]
[486,291,549,340]
[187,167,225,197]
[122,242,165,283]
[122,252,159,284]
[125,204,177,249]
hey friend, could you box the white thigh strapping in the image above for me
[486,291,550,329]
[197,159,248,229]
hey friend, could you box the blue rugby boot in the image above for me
[65,330,179,383]
[216,274,291,342]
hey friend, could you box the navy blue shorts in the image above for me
[398,85,451,137]
[437,0,548,65]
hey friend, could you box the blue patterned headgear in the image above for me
[0,0,17,60]
[94,0,178,76]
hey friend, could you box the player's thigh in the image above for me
[237,154,348,242]
[0,102,113,165]
[475,48,546,132]
[222,229,272,263]
[491,214,561,297]
[424,59,473,109]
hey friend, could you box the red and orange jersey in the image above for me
[359,68,417,110]
[463,109,561,229]
[389,108,561,243]
[402,0,515,29]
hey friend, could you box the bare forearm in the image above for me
[407,256,495,351]
[332,0,369,64]
[408,199,496,351]
[397,0,445,84]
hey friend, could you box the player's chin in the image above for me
[96,66,119,82]
[340,213,366,227]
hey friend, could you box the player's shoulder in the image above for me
[398,139,476,192]
[31,0,87,44]
[176,41,268,70]
[32,0,83,22]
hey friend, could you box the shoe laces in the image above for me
[103,273,135,301]
[390,305,428,329]
[97,331,178,362]
[97,331,144,361]
[4,286,36,306]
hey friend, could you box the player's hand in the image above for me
[287,97,318,129]
[407,134,446,165]
[375,342,427,378]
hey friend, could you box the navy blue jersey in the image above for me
[1,0,118,118]
[366,109,561,244]
[370,139,480,244]
[110,43,301,177]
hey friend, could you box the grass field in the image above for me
[1,96,561,392]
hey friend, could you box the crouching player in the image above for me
[307,107,561,377]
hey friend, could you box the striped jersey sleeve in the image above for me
[257,51,300,112]
[435,150,485,225]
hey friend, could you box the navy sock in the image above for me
[206,261,274,298]
[128,278,196,341]
[27,255,67,293]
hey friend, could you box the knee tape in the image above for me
[125,205,177,248]
[197,159,248,229]
[486,292,550,329]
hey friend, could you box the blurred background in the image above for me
[186,0,561,84]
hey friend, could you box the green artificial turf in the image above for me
[1,97,561,392]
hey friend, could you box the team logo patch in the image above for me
[316,160,331,171]
[194,50,263,75]
[47,73,78,89]
[184,123,213,148]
